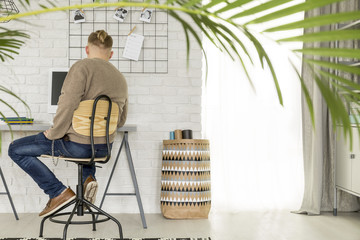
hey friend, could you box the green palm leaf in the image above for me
[264,11,360,32]
[230,0,293,19]
[290,61,315,128]
[0,85,31,116]
[0,85,31,141]
[183,0,202,8]
[246,0,346,25]
[0,27,29,61]
[305,59,360,75]
[201,0,227,11]
[295,48,360,59]
[279,30,360,42]
[318,70,360,92]
[214,0,253,14]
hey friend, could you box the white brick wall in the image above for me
[0,3,202,214]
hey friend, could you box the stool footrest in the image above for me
[49,211,110,225]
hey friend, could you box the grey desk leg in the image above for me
[0,167,19,220]
[124,133,147,229]
[98,134,125,211]
[99,132,147,229]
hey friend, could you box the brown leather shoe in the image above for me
[39,188,76,217]
[84,175,98,204]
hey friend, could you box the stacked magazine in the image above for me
[0,117,34,125]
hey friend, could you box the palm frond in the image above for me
[0,85,31,116]
[230,0,293,19]
[290,60,315,128]
[278,30,360,42]
[0,111,13,145]
[0,0,359,142]
[295,48,360,59]
[245,0,346,25]
[305,59,360,75]
[264,11,360,32]
[214,0,253,14]
[0,27,29,62]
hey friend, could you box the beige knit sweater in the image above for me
[46,58,128,144]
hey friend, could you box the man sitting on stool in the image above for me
[8,30,128,217]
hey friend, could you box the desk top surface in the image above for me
[0,123,137,132]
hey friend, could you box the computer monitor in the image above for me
[48,68,68,113]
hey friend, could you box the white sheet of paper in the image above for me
[122,34,144,61]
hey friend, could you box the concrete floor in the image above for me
[0,211,359,239]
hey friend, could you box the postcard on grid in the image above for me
[122,34,144,61]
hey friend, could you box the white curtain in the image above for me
[296,1,360,215]
[202,18,305,212]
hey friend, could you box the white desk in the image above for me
[0,123,147,228]
[0,123,137,132]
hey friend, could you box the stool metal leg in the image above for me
[63,200,80,240]
[124,133,147,229]
[85,204,97,231]
[84,198,123,239]
[39,198,76,237]
[0,166,19,220]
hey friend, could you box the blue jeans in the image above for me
[8,132,110,199]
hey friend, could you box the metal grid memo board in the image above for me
[68,0,168,74]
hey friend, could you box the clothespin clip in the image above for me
[128,26,136,36]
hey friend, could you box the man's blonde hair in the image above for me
[88,30,113,49]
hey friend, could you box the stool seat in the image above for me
[41,155,107,163]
